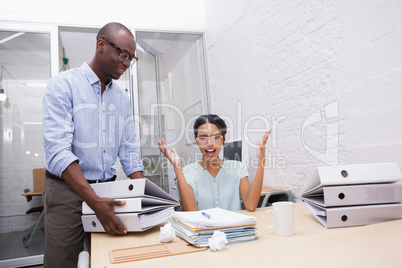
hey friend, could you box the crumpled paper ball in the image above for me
[159,222,175,243]
[208,230,228,251]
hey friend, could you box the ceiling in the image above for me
[0,31,51,81]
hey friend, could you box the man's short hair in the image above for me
[97,22,133,39]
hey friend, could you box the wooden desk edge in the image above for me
[21,192,43,197]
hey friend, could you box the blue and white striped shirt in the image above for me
[43,62,143,181]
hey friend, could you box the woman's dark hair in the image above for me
[193,114,227,137]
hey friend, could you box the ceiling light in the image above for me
[25,82,47,87]
[0,32,25,45]
[0,66,6,101]
[0,88,6,102]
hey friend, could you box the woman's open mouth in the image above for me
[205,149,216,157]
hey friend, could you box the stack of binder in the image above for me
[170,207,258,247]
[301,162,402,228]
[81,178,180,232]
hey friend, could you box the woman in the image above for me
[158,114,270,212]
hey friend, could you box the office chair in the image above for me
[223,140,242,161]
[260,190,292,207]
[22,168,45,247]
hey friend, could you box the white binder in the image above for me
[302,183,402,207]
[82,207,174,232]
[82,197,178,214]
[87,178,179,202]
[302,200,402,228]
[301,162,402,228]
[81,178,180,233]
[301,162,402,196]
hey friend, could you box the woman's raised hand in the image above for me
[158,138,182,169]
[256,130,271,164]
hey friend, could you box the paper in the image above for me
[170,218,257,247]
[208,231,227,251]
[170,208,258,248]
[171,207,257,229]
[160,223,175,243]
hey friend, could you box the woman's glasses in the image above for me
[196,135,224,143]
[98,37,139,65]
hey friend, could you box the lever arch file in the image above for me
[81,178,180,232]
[302,201,402,228]
[302,183,402,207]
[302,162,402,228]
[86,178,179,202]
[301,162,401,196]
[82,197,178,214]
[82,207,174,232]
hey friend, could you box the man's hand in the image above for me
[61,162,128,235]
[90,198,127,235]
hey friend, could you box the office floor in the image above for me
[0,228,44,268]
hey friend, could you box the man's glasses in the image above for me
[98,37,139,64]
[196,135,224,144]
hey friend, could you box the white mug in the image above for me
[264,201,295,236]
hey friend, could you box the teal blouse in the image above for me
[180,159,250,211]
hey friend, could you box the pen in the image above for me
[201,212,211,219]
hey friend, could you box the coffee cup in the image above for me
[264,201,294,236]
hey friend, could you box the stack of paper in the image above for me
[301,162,402,228]
[81,178,180,232]
[170,207,258,247]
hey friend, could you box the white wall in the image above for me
[204,0,402,200]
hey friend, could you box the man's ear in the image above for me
[96,39,105,53]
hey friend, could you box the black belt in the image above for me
[45,170,116,184]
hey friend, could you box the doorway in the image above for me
[134,31,209,196]
[0,27,53,267]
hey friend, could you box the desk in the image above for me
[91,203,402,267]
[260,186,290,196]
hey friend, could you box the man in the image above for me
[42,22,144,267]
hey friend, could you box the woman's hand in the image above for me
[241,130,272,212]
[158,138,182,169]
[158,138,197,211]
[256,130,271,165]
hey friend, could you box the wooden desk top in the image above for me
[91,203,402,267]
[260,186,291,196]
[21,191,42,197]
